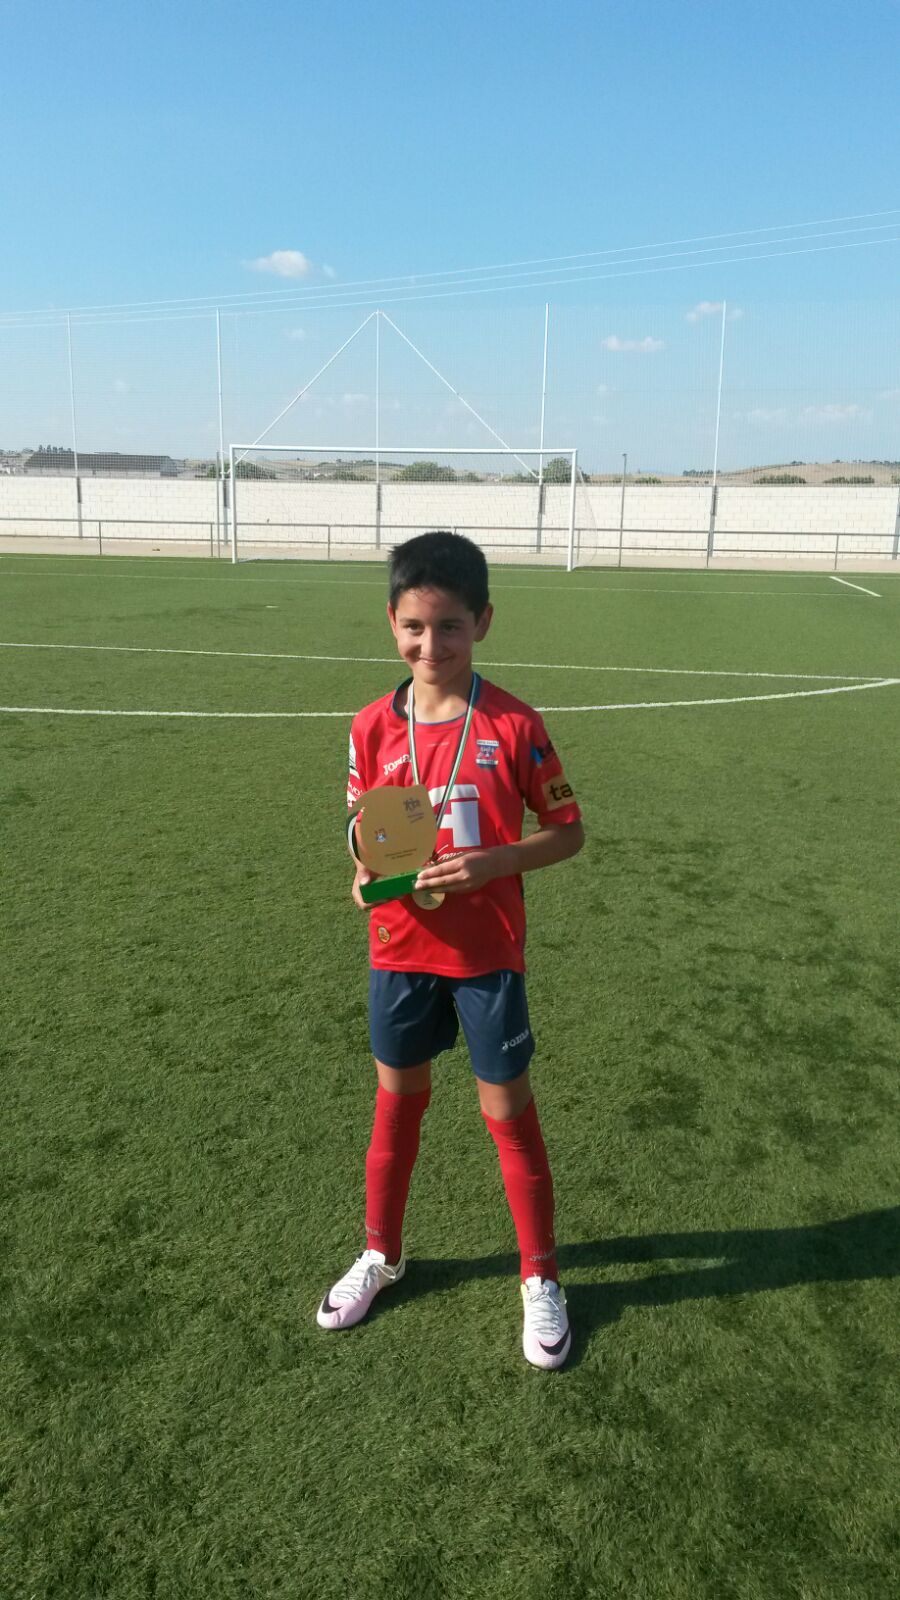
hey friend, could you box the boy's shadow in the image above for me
[397,1207,899,1367]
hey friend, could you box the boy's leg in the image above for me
[317,972,456,1331]
[364,968,458,1264]
[365,1060,432,1265]
[453,972,570,1367]
[478,1071,559,1285]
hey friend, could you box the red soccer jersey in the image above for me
[347,676,582,978]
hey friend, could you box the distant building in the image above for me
[23,449,180,477]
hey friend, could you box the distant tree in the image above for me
[541,456,572,484]
[395,460,457,482]
[823,475,874,486]
[209,459,276,480]
[757,473,806,485]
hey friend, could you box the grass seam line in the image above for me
[2,679,897,720]
[0,640,888,682]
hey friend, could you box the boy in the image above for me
[317,531,584,1368]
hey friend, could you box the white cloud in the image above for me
[285,327,307,342]
[113,378,129,394]
[602,334,664,353]
[878,388,900,400]
[686,302,744,323]
[322,264,337,280]
[743,407,788,424]
[342,392,368,406]
[595,383,611,396]
[801,403,870,422]
[245,250,313,278]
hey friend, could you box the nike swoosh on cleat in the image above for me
[539,1329,572,1356]
[321,1292,341,1315]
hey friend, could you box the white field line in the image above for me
[0,565,873,597]
[0,640,887,682]
[2,679,897,720]
[830,575,882,597]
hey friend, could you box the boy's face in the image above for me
[388,586,493,691]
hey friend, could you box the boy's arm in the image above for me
[414,712,584,895]
[413,818,583,895]
[347,718,377,911]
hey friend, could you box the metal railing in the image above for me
[0,514,896,567]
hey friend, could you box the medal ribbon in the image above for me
[407,672,480,836]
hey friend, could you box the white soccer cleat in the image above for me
[521,1276,572,1369]
[316,1249,406,1330]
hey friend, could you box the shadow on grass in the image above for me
[397,1207,899,1363]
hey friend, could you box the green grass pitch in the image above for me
[1,553,898,1599]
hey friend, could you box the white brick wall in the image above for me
[1,476,897,561]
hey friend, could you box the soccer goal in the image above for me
[226,445,580,568]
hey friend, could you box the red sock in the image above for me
[483,1097,559,1282]
[365,1084,431,1264]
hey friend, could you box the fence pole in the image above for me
[536,302,549,554]
[66,313,83,540]
[833,532,840,570]
[708,299,727,566]
[374,311,382,550]
[216,310,227,553]
[230,446,238,564]
[893,487,900,559]
[617,452,627,568]
[566,450,578,571]
[97,519,102,556]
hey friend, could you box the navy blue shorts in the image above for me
[369,969,535,1084]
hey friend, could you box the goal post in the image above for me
[226,445,579,567]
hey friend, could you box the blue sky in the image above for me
[2,0,899,469]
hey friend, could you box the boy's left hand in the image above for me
[414,848,507,895]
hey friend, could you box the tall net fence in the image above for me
[1,299,898,564]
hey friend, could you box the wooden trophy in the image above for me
[347,786,444,910]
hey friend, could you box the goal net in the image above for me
[226,446,580,566]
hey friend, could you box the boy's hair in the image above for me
[388,530,490,617]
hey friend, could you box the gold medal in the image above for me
[412,887,445,912]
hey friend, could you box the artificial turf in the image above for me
[1,554,898,1599]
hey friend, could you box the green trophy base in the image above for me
[360,870,421,906]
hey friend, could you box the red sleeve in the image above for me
[517,713,582,827]
[347,713,367,809]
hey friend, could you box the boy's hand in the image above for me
[414,848,508,896]
[352,864,377,911]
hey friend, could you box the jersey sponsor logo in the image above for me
[427,782,482,848]
[347,779,363,807]
[542,775,575,811]
[531,740,556,765]
[383,752,411,776]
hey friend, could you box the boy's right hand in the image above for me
[351,865,377,911]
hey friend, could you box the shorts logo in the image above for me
[383,753,411,776]
[377,926,391,944]
[542,776,575,811]
[501,1028,531,1053]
